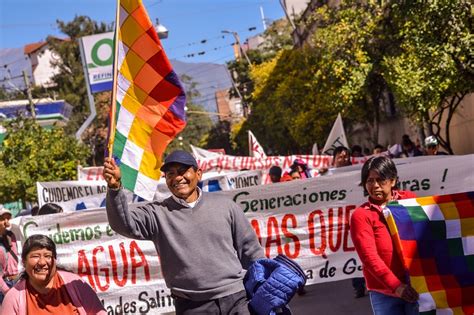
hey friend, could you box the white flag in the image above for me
[322,113,349,155]
[248,130,267,159]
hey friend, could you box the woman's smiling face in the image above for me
[24,247,57,288]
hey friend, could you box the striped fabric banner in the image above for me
[109,0,186,200]
[384,192,474,315]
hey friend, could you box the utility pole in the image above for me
[279,0,302,46]
[222,30,252,66]
[260,6,267,31]
[222,30,252,116]
[227,69,249,118]
[22,70,36,119]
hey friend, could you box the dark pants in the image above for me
[175,290,250,315]
[352,277,366,291]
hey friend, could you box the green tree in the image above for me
[238,3,381,154]
[0,87,9,101]
[307,3,385,143]
[0,117,90,204]
[240,0,472,155]
[240,49,315,154]
[227,19,295,114]
[203,120,235,154]
[47,16,112,135]
[382,0,473,153]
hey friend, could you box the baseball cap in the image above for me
[160,150,198,172]
[0,205,12,217]
[424,136,438,147]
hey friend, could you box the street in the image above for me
[289,279,372,314]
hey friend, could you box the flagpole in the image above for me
[108,0,121,158]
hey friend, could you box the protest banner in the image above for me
[36,180,144,210]
[227,170,262,189]
[17,155,472,314]
[190,144,222,160]
[197,154,333,174]
[12,209,172,314]
[195,153,366,184]
[76,155,442,184]
[36,180,108,209]
[217,155,473,284]
[155,170,262,199]
[71,156,450,211]
[78,165,105,181]
[199,170,262,192]
[195,154,453,181]
[40,171,262,211]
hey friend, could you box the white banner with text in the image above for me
[17,155,473,314]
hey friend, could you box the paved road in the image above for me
[289,279,372,314]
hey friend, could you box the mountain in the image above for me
[0,48,32,93]
[171,60,232,113]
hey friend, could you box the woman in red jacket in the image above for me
[351,156,419,315]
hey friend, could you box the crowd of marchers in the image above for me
[0,134,450,315]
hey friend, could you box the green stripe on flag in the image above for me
[120,163,139,192]
[115,101,121,121]
[113,131,127,158]
[406,205,429,222]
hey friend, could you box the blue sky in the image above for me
[0,0,286,64]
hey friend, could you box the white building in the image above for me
[23,41,62,88]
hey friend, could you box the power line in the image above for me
[166,34,227,52]
[181,43,236,59]
[0,74,26,83]
[166,26,258,52]
[0,56,29,68]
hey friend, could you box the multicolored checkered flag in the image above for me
[385,192,474,314]
[108,0,186,200]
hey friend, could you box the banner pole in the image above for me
[107,0,121,158]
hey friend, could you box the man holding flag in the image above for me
[104,0,264,313]
[104,152,264,314]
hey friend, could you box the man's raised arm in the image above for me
[103,157,157,240]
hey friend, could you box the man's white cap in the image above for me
[424,135,439,147]
[0,204,12,217]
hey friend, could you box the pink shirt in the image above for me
[1,270,106,315]
[0,232,19,293]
